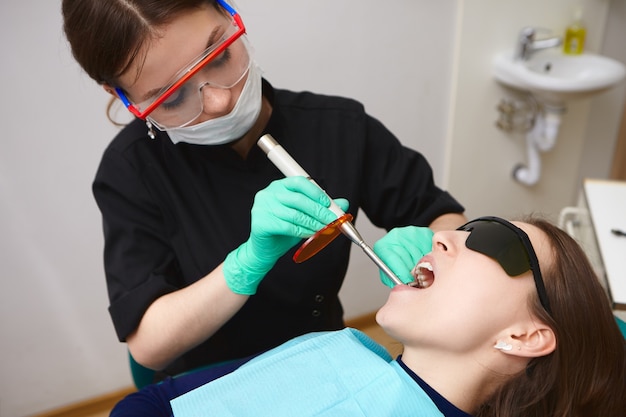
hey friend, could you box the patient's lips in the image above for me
[409,261,434,288]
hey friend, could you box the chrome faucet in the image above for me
[514,27,562,61]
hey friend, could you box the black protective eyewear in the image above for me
[457,216,552,314]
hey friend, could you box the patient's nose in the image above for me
[432,230,462,255]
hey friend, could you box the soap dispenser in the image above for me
[563,7,586,55]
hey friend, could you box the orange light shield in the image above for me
[293,213,354,263]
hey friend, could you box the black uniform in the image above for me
[93,80,464,377]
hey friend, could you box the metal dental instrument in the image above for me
[258,134,404,286]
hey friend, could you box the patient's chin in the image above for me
[374,308,385,326]
[375,305,398,334]
[375,319,404,347]
[375,306,391,329]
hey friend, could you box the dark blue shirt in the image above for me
[397,356,473,417]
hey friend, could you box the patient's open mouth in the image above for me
[409,261,434,288]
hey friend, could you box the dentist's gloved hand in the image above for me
[373,226,434,287]
[223,176,350,295]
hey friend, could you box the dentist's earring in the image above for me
[146,120,156,140]
[494,341,513,351]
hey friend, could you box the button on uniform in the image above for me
[311,294,325,317]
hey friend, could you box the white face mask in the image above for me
[164,61,263,146]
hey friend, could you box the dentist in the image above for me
[62,0,466,380]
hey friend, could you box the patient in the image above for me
[111,216,626,417]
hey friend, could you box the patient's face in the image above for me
[376,221,550,354]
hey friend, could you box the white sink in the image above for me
[493,49,625,105]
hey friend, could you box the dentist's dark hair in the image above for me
[477,218,626,417]
[62,0,223,125]
[62,0,221,86]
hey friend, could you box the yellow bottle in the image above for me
[563,8,586,55]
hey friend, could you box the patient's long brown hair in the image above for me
[477,218,626,417]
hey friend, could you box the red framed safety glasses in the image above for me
[115,0,246,128]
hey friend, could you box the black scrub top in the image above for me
[93,80,464,377]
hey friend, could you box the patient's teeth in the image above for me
[411,262,433,288]
[417,261,433,271]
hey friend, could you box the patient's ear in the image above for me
[498,323,556,358]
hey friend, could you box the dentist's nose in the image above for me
[199,83,235,118]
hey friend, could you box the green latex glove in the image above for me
[224,177,350,295]
[373,226,434,287]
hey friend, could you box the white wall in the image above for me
[2,0,623,415]
[446,0,625,221]
[0,1,457,415]
[577,0,626,183]
[1,2,131,417]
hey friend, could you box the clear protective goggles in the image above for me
[115,0,249,129]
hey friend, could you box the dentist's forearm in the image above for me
[126,263,248,371]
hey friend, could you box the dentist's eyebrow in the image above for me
[139,26,224,101]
